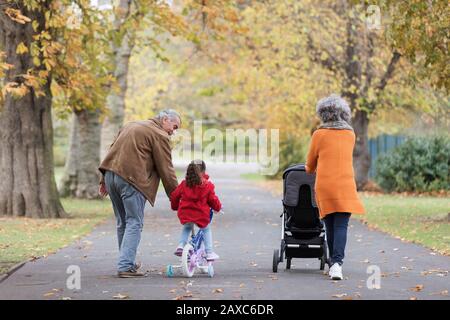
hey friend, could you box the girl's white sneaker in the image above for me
[206,252,220,261]
[329,263,343,280]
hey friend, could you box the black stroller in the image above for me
[272,164,328,272]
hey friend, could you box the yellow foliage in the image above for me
[3,82,29,99]
[5,8,31,24]
[16,42,29,55]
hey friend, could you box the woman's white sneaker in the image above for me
[329,263,343,280]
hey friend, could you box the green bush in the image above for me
[375,135,450,192]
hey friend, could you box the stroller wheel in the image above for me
[321,241,329,270]
[286,258,291,270]
[320,257,326,270]
[272,249,279,273]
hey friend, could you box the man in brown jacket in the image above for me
[98,109,180,277]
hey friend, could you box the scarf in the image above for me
[319,120,353,131]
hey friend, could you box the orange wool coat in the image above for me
[305,128,365,218]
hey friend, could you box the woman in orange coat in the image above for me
[305,94,365,280]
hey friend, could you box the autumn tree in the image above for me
[60,0,189,199]
[58,3,112,199]
[160,0,444,189]
[99,0,189,160]
[0,1,70,217]
[0,0,119,215]
[380,0,449,92]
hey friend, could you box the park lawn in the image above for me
[0,198,111,275]
[359,194,449,255]
[244,175,450,256]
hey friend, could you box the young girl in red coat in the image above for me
[170,159,222,261]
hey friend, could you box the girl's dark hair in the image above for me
[185,160,206,188]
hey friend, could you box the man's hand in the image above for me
[99,182,108,198]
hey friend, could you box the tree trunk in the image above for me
[0,6,66,218]
[352,109,370,190]
[100,0,135,160]
[60,110,101,199]
[342,10,369,190]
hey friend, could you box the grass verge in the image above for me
[0,198,111,275]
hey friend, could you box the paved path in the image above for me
[0,163,448,300]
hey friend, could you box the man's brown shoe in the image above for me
[117,268,146,278]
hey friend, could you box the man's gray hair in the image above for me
[156,109,181,123]
[316,94,352,123]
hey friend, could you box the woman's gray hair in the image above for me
[156,109,181,123]
[316,94,352,123]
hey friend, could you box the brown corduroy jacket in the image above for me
[99,118,178,206]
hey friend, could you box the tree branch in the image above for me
[306,34,342,75]
[377,50,401,92]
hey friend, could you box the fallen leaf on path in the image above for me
[411,285,424,292]
[361,259,370,264]
[212,288,223,293]
[430,290,448,296]
[401,266,412,271]
[332,293,347,298]
[409,297,418,300]
[44,292,55,297]
[113,293,130,299]
[169,289,177,293]
[250,262,258,267]
[420,269,448,276]
[61,297,72,300]
[239,283,245,288]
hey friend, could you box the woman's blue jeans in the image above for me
[323,212,351,266]
[105,171,146,272]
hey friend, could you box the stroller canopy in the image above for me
[282,164,317,208]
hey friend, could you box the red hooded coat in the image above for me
[170,173,222,228]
